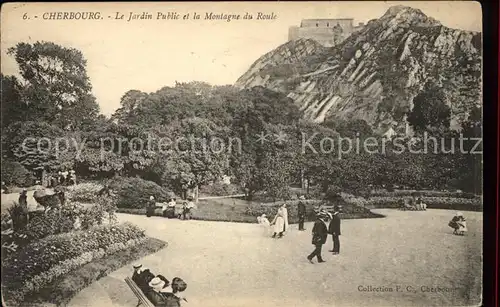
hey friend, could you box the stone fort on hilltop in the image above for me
[288,18,364,47]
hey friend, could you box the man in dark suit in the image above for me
[328,205,342,254]
[307,212,329,263]
[297,196,306,231]
[132,264,155,293]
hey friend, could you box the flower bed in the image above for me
[1,222,146,304]
[6,237,167,307]
[359,196,483,211]
[1,200,117,254]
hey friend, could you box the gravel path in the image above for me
[69,209,482,307]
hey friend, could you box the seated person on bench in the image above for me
[132,264,155,293]
[159,277,188,306]
[145,276,188,306]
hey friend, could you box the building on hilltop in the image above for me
[288,18,365,47]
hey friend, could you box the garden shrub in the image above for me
[21,210,75,242]
[2,200,118,254]
[1,222,146,301]
[369,189,480,199]
[108,177,172,209]
[1,160,34,187]
[362,196,482,211]
[199,183,243,196]
[65,182,104,203]
[6,201,29,232]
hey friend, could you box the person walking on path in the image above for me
[297,196,306,231]
[328,205,342,254]
[146,196,156,217]
[307,212,329,263]
[270,204,289,238]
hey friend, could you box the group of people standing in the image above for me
[255,197,343,264]
[131,264,187,307]
[307,205,342,264]
[48,170,76,187]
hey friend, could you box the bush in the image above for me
[4,200,118,248]
[1,160,34,187]
[2,222,146,298]
[108,177,172,209]
[362,196,482,211]
[6,202,29,232]
[369,189,480,199]
[66,182,104,203]
[21,210,75,242]
[199,183,243,196]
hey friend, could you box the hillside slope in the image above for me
[235,6,481,133]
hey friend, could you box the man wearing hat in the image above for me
[328,205,342,254]
[146,276,188,306]
[145,276,168,305]
[307,211,329,263]
[132,264,155,292]
[297,195,306,231]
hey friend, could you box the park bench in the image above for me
[124,277,155,307]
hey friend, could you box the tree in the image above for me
[3,121,73,173]
[1,74,27,129]
[7,41,99,129]
[408,83,451,133]
[323,118,373,138]
[1,160,34,186]
[111,90,149,125]
[158,117,229,200]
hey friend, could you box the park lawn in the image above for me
[116,198,260,223]
[116,197,382,224]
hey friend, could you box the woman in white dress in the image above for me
[270,204,289,238]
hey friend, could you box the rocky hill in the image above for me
[235,5,481,133]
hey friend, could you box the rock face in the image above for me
[235,5,481,133]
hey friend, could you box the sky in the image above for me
[1,1,482,116]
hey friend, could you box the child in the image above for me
[448,212,467,235]
[257,214,271,236]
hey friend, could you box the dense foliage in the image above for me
[1,40,482,202]
[108,176,173,208]
[1,160,34,186]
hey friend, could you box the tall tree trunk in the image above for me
[300,168,305,189]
